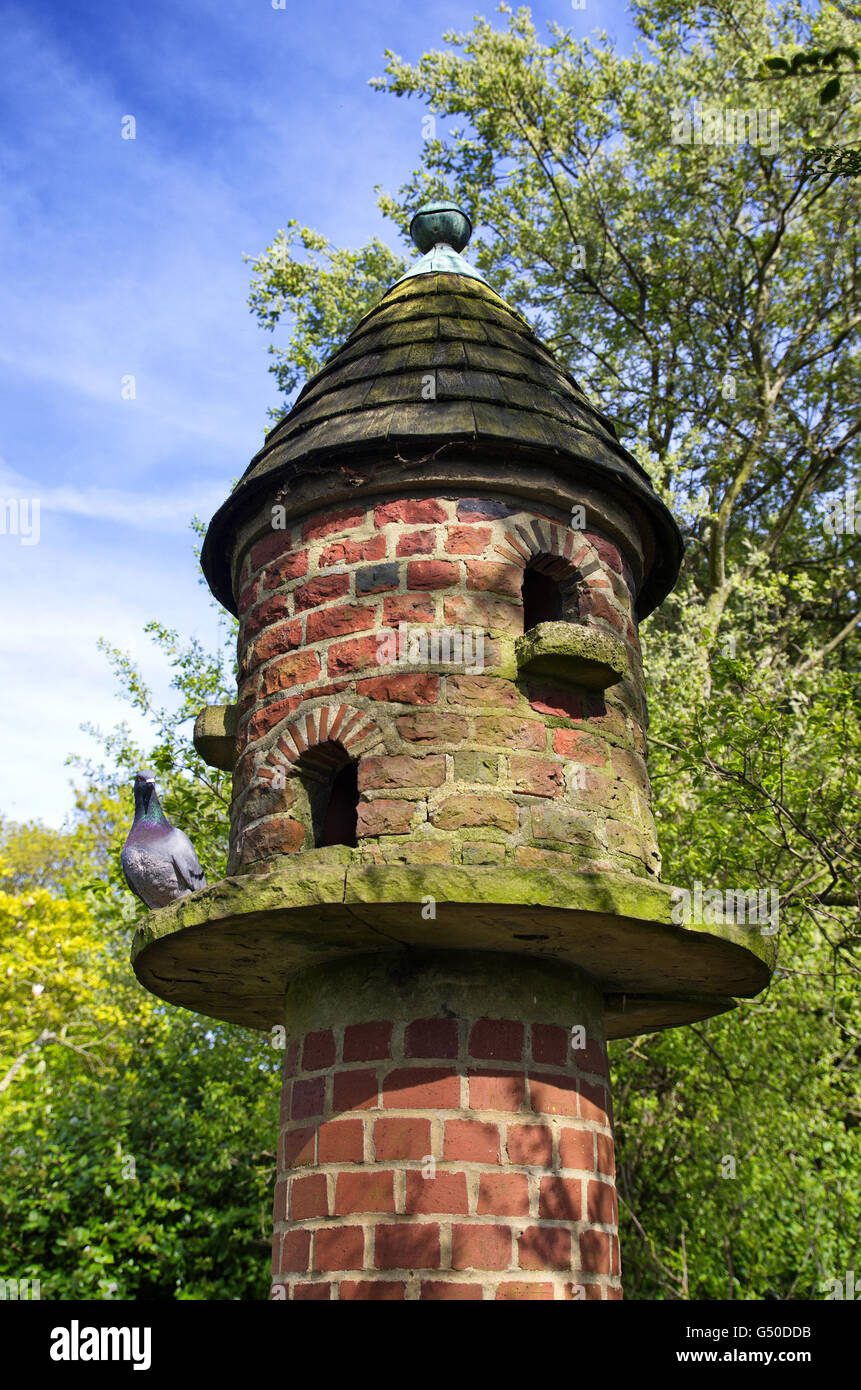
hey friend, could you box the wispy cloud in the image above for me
[0,461,223,533]
[0,0,630,826]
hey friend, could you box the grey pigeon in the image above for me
[121,770,206,908]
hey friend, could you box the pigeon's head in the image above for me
[133,769,157,808]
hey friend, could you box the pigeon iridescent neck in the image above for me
[134,780,169,827]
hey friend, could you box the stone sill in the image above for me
[193,704,238,771]
[515,621,627,690]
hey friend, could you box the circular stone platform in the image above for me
[130,863,775,1039]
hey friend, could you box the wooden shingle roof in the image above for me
[202,270,683,617]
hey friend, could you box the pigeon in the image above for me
[121,770,207,909]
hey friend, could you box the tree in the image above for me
[245,0,861,1296]
[0,529,283,1300]
[0,680,281,1298]
[70,522,238,928]
[759,30,861,176]
[245,224,406,421]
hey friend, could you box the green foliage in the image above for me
[70,578,238,928]
[624,635,861,1297]
[0,527,281,1300]
[612,948,860,1299]
[0,604,280,1299]
[244,222,407,419]
[760,44,859,104]
[241,0,860,1298]
[2,0,859,1301]
[758,22,861,173]
[812,145,861,175]
[1,970,280,1299]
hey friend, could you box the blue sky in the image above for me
[0,0,637,826]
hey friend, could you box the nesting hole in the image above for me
[521,554,581,631]
[295,740,359,849]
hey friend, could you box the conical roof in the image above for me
[202,206,683,617]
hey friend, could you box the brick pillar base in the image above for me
[271,951,621,1300]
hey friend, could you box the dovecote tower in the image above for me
[133,204,774,1301]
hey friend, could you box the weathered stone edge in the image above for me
[131,864,778,977]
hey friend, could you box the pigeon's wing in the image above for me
[124,874,150,906]
[169,828,207,894]
[121,844,151,906]
[121,841,167,909]
[172,855,206,894]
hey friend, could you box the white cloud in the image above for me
[2,0,631,832]
[0,469,224,534]
[0,531,228,826]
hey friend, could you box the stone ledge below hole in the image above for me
[193,704,238,770]
[515,622,627,690]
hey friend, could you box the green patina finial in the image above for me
[409,201,473,254]
[398,200,487,283]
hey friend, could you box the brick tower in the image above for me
[133,203,774,1300]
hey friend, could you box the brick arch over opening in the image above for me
[261,703,386,784]
[236,705,386,867]
[495,520,617,621]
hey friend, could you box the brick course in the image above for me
[271,1013,619,1301]
[229,493,657,882]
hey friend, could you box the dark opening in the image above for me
[522,566,564,630]
[320,760,359,848]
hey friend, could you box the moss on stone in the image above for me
[131,863,777,1037]
[282,949,606,1039]
[515,622,628,689]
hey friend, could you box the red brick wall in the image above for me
[270,1015,621,1301]
[229,494,660,879]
